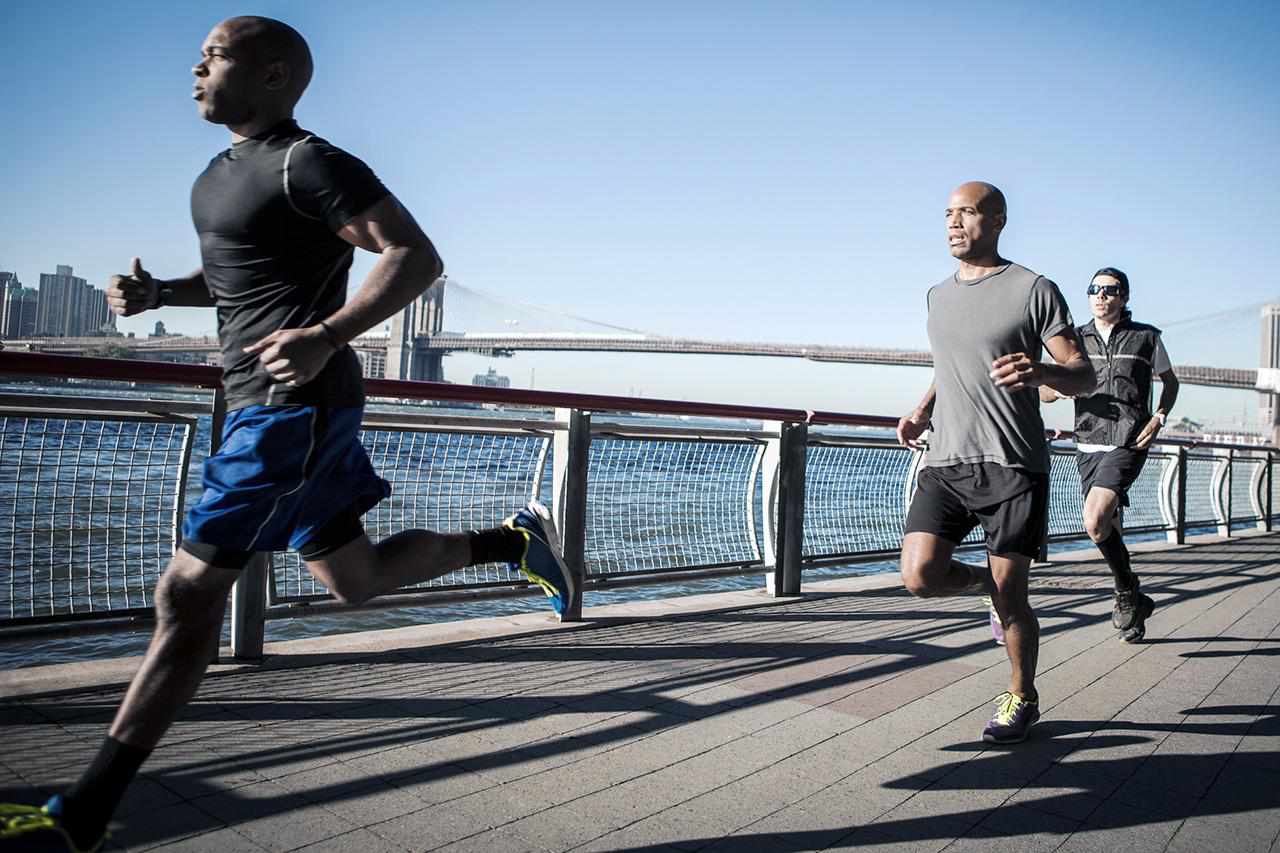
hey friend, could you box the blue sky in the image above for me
[2,1,1278,429]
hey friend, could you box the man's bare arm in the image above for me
[897,381,936,449]
[107,260,215,316]
[1156,369,1179,418]
[1133,369,1180,449]
[156,270,216,307]
[323,195,444,344]
[991,328,1096,397]
[1039,329,1097,397]
[243,194,444,387]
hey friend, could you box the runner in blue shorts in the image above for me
[0,17,573,853]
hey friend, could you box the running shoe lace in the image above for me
[993,692,1023,725]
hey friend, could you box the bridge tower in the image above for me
[387,276,447,381]
[1261,304,1280,444]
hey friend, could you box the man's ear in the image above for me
[264,60,290,92]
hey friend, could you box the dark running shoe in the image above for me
[1113,580,1155,643]
[982,692,1040,744]
[504,501,575,619]
[0,795,107,853]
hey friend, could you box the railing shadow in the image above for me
[2,539,1277,850]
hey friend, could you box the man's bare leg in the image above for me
[109,552,240,745]
[33,550,241,850]
[304,529,481,604]
[1084,485,1137,591]
[900,531,993,597]
[1083,485,1121,543]
[989,552,1037,699]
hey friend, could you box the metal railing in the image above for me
[2,351,1274,659]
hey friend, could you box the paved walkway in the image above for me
[4,532,1280,853]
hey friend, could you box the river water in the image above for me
[0,380,1142,669]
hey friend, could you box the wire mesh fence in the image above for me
[584,437,762,575]
[1043,450,1082,539]
[1229,451,1266,527]
[1,388,1275,632]
[1184,453,1222,528]
[270,428,550,601]
[802,442,916,558]
[1123,450,1174,531]
[0,414,193,622]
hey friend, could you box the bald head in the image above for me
[951,181,1006,218]
[945,181,1008,263]
[217,16,313,106]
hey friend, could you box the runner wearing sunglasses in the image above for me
[1041,267,1179,641]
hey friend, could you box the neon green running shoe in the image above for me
[504,501,575,618]
[982,692,1040,744]
[0,796,107,853]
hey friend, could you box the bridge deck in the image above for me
[3,533,1280,852]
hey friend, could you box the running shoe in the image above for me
[981,692,1040,744]
[982,595,1005,646]
[1113,579,1155,643]
[504,501,575,619]
[0,795,106,853]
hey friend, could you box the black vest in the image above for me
[1074,316,1162,447]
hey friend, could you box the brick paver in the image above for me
[3,533,1279,852]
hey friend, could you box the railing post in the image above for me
[1268,452,1274,533]
[219,387,267,660]
[231,555,268,660]
[1250,452,1268,531]
[1227,448,1235,535]
[769,420,807,597]
[1212,448,1231,538]
[1175,446,1188,545]
[552,407,589,621]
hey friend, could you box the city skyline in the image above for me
[0,255,1273,433]
[3,1,1278,427]
[0,263,116,339]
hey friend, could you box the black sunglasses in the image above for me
[1087,283,1125,298]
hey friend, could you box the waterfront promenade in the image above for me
[3,532,1279,853]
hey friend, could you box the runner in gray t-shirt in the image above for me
[896,181,1096,744]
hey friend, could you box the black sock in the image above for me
[467,526,527,566]
[62,736,151,847]
[1096,529,1136,590]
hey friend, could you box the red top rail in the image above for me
[0,351,896,428]
[0,351,224,387]
[2,351,1274,451]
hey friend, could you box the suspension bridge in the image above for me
[0,279,1270,392]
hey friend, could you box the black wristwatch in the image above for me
[148,281,173,310]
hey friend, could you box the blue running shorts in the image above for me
[181,406,390,568]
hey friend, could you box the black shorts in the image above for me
[904,462,1050,558]
[1077,448,1149,508]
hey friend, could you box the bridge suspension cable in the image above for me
[447,281,660,338]
[1151,298,1277,331]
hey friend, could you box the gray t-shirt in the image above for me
[924,262,1074,473]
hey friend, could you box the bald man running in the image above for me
[0,17,573,852]
[897,182,1096,744]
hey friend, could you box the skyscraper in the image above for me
[0,273,38,338]
[34,264,115,336]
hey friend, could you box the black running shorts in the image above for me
[904,462,1050,558]
[1077,448,1149,508]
